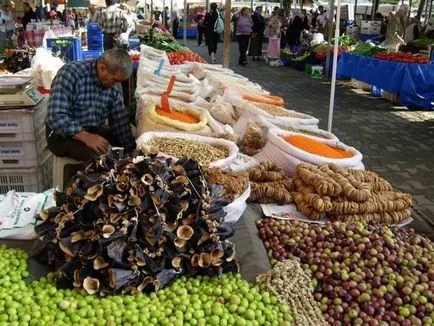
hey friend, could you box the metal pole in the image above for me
[325,0,335,78]
[223,0,232,67]
[206,0,210,11]
[151,0,154,23]
[430,0,433,19]
[163,0,166,25]
[327,0,341,133]
[408,0,413,18]
[251,0,254,11]
[183,0,187,42]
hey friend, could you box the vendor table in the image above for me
[337,52,434,110]
[0,204,270,283]
[24,26,72,48]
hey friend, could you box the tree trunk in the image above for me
[417,0,427,19]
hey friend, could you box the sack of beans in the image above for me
[136,131,239,169]
[254,129,364,176]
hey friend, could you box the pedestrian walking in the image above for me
[236,7,253,65]
[98,0,130,50]
[195,8,205,46]
[203,3,222,63]
[265,7,281,60]
[249,6,265,60]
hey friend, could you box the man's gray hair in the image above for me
[100,48,133,78]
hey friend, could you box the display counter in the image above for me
[337,52,434,110]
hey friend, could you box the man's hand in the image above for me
[73,131,110,155]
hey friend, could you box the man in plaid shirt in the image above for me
[98,0,130,49]
[46,49,135,162]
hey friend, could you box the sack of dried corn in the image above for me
[254,129,364,176]
[136,131,239,169]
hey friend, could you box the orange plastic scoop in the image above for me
[160,75,176,112]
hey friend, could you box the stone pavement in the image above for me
[185,40,434,239]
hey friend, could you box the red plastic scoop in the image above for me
[160,76,176,112]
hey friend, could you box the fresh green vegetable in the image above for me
[353,42,386,56]
[0,246,293,325]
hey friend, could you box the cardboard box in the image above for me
[361,20,382,28]
[361,26,381,35]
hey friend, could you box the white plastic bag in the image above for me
[0,189,55,240]
[223,185,251,223]
[31,48,64,89]
[136,131,239,169]
[254,129,363,176]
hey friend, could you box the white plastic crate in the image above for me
[0,141,51,168]
[0,167,43,193]
[0,152,53,194]
[35,124,47,157]
[0,97,48,142]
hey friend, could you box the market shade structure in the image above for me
[327,0,342,132]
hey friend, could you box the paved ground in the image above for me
[186,40,434,239]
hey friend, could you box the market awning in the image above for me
[67,0,90,7]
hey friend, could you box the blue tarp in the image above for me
[337,52,434,110]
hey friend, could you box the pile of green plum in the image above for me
[0,245,292,326]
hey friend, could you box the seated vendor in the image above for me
[45,48,135,162]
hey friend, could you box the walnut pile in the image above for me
[248,162,294,204]
[293,163,413,223]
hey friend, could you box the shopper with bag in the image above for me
[203,3,223,63]
[236,7,253,65]
[98,0,130,50]
[249,6,266,61]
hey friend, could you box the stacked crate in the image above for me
[0,98,53,193]
[83,23,104,60]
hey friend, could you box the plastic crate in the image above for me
[280,56,291,66]
[0,153,52,194]
[46,37,83,61]
[0,99,48,142]
[0,141,50,168]
[82,50,103,60]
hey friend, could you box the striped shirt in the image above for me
[46,60,135,150]
[98,5,129,34]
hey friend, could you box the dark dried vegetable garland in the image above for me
[34,151,239,295]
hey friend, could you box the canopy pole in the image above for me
[151,0,154,24]
[327,0,341,133]
[223,0,232,68]
[183,0,187,42]
[354,0,358,24]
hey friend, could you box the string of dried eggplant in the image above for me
[34,152,239,295]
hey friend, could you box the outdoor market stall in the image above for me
[337,52,434,109]
[0,19,434,326]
